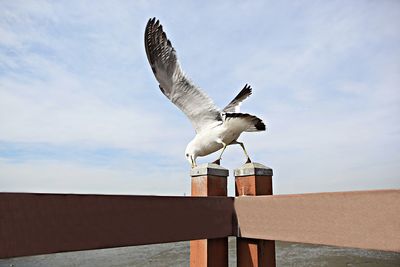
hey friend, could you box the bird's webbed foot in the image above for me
[245,157,252,164]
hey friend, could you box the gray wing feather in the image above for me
[223,84,252,113]
[145,18,221,133]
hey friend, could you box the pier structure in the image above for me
[1,162,399,266]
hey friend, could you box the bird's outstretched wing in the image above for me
[223,84,252,113]
[144,18,221,133]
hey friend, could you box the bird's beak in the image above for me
[191,156,197,168]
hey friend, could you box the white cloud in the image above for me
[0,72,189,158]
[0,158,190,195]
[0,0,399,195]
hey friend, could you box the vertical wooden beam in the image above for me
[235,163,276,267]
[190,163,229,267]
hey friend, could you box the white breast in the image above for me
[192,122,243,157]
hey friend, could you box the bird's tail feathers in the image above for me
[224,113,266,132]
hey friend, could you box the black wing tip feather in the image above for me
[234,84,252,101]
[146,17,159,28]
[223,84,253,112]
[145,17,167,46]
[239,84,252,98]
[144,17,175,79]
[144,17,175,69]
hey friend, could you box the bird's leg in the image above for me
[212,141,227,165]
[231,140,252,163]
[191,156,197,168]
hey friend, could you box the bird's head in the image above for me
[185,142,198,168]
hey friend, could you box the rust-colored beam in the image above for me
[235,163,276,267]
[190,163,229,267]
[0,193,234,259]
[235,189,400,252]
[1,188,398,261]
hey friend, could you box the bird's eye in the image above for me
[185,153,189,157]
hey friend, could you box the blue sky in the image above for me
[0,0,399,196]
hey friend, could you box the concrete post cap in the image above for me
[234,162,273,177]
[190,163,229,177]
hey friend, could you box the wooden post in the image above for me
[235,163,276,267]
[190,163,229,267]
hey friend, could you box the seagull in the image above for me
[144,18,266,168]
